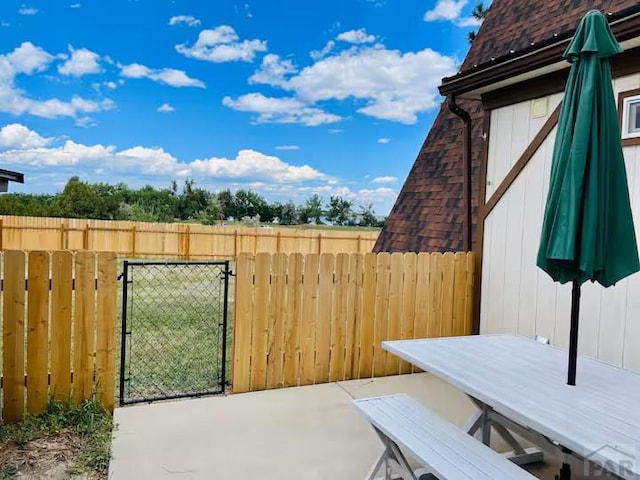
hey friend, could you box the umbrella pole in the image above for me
[567,280,581,386]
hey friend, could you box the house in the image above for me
[0,168,24,192]
[375,1,640,371]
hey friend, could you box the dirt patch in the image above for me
[0,428,100,479]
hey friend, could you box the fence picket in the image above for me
[26,251,50,414]
[373,253,391,377]
[315,253,334,384]
[386,253,404,376]
[329,253,349,382]
[427,254,442,339]
[95,252,117,411]
[300,254,319,386]
[453,252,468,336]
[283,253,303,387]
[73,252,96,404]
[50,251,73,402]
[250,253,270,392]
[267,253,287,389]
[232,253,254,393]
[399,253,417,374]
[344,253,361,380]
[359,253,377,378]
[3,251,25,423]
[441,253,456,337]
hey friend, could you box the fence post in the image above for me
[234,230,238,257]
[276,232,281,253]
[0,218,4,251]
[357,235,361,253]
[130,226,137,257]
[317,233,322,255]
[82,223,90,250]
[185,226,191,260]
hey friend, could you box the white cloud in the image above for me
[329,129,342,134]
[58,46,101,76]
[424,0,467,21]
[223,93,341,126]
[424,0,481,27]
[237,36,456,125]
[1,21,11,27]
[119,63,205,88]
[75,116,97,128]
[0,42,114,119]
[371,175,397,184]
[18,5,38,15]
[249,54,297,88]
[286,45,456,124]
[0,123,51,149]
[276,145,299,151]
[169,15,201,27]
[157,103,175,113]
[310,41,335,61]
[190,150,325,182]
[70,3,81,8]
[175,25,267,63]
[336,29,375,44]
[377,137,390,144]
[0,124,327,184]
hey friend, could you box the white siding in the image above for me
[480,73,640,372]
[485,93,563,200]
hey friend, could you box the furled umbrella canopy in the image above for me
[537,10,639,287]
[537,10,640,390]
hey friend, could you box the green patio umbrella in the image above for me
[537,10,640,387]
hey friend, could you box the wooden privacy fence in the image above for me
[0,215,379,258]
[1,251,118,423]
[232,251,475,393]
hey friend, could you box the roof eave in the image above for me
[0,169,25,184]
[439,7,640,98]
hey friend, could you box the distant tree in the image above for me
[326,195,353,226]
[300,194,323,224]
[217,189,235,220]
[57,176,120,219]
[358,204,378,227]
[467,2,489,44]
[279,201,299,225]
[130,185,178,222]
[233,189,267,219]
[197,196,222,225]
[177,179,209,220]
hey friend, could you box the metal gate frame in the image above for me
[119,260,231,405]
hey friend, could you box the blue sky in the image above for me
[0,0,480,214]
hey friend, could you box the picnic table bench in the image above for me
[354,394,537,480]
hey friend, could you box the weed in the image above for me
[0,399,114,477]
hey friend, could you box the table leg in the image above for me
[466,397,545,466]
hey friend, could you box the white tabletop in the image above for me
[383,334,640,479]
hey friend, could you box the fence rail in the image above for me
[0,215,379,258]
[232,251,475,393]
[1,251,117,423]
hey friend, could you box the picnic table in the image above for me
[382,334,640,479]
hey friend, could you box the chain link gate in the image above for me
[119,260,231,405]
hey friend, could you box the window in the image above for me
[619,89,640,147]
[622,96,640,138]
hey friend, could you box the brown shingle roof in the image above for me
[375,0,640,253]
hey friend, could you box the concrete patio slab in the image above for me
[109,373,613,479]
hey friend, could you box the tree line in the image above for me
[0,177,385,227]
